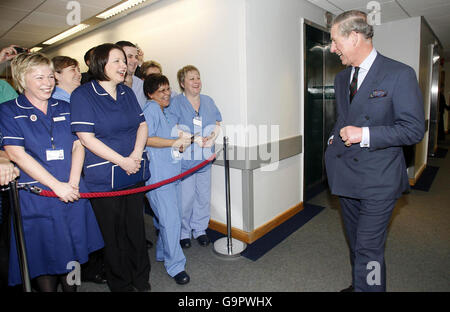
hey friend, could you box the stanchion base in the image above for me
[213,237,247,258]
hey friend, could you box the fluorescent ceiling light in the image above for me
[30,47,42,52]
[43,24,89,45]
[96,0,147,19]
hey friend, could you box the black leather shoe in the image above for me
[84,272,107,284]
[174,271,190,285]
[134,282,151,292]
[196,234,210,246]
[340,285,354,292]
[180,239,191,249]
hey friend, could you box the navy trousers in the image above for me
[339,197,396,292]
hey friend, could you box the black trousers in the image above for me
[90,183,150,292]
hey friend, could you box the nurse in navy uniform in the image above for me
[70,43,151,292]
[0,52,104,292]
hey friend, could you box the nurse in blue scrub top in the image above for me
[168,65,222,248]
[143,74,191,285]
[0,52,104,292]
[51,56,81,103]
[70,43,151,292]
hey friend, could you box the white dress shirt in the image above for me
[350,48,377,148]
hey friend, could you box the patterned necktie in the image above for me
[349,66,360,103]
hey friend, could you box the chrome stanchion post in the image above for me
[8,180,32,292]
[213,136,247,257]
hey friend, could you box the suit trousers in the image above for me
[90,182,150,292]
[339,197,396,292]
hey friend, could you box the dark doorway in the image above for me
[303,22,344,201]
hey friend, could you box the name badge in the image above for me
[172,148,181,160]
[46,148,64,161]
[53,116,66,122]
[193,116,202,127]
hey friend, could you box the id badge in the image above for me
[171,148,181,160]
[193,116,202,127]
[193,116,202,142]
[46,148,64,161]
[53,116,66,122]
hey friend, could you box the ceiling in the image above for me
[0,0,122,50]
[1,0,450,59]
[307,0,450,59]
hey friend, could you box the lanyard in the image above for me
[37,104,56,150]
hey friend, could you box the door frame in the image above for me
[302,19,330,202]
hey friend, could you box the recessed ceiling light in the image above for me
[96,0,147,19]
[43,24,90,45]
[30,47,43,52]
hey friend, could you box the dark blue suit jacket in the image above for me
[325,53,425,200]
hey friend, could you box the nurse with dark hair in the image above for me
[70,43,151,292]
[143,73,191,285]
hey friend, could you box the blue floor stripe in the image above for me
[411,165,439,192]
[207,203,325,261]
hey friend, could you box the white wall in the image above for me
[373,17,435,179]
[253,155,301,229]
[211,166,243,230]
[373,17,421,76]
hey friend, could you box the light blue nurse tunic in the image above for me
[52,86,70,103]
[167,93,222,240]
[143,100,186,277]
[0,95,104,286]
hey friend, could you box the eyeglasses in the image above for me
[157,86,171,94]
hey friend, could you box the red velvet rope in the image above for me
[33,153,216,198]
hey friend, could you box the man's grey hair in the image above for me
[332,10,374,40]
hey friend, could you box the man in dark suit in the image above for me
[325,11,425,292]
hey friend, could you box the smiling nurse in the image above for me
[0,52,104,291]
[70,44,151,292]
